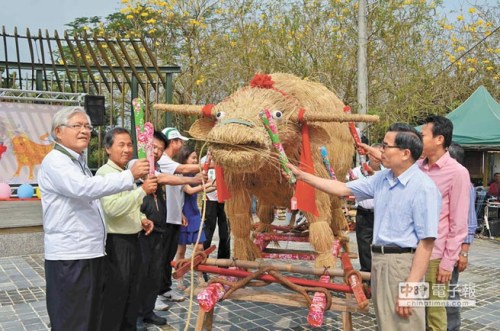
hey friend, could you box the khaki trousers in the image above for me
[425,258,448,331]
[372,252,425,331]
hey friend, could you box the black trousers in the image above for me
[100,233,142,331]
[355,207,374,273]
[203,200,231,259]
[45,257,105,331]
[159,223,181,294]
[137,231,165,319]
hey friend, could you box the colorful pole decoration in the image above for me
[319,146,337,180]
[133,98,154,175]
[343,106,369,176]
[133,98,157,210]
[307,274,331,327]
[259,109,296,184]
[341,252,369,309]
[203,151,212,175]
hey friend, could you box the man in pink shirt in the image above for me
[418,115,469,331]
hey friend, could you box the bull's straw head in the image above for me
[154,73,379,173]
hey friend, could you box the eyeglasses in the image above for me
[382,142,400,150]
[62,123,94,132]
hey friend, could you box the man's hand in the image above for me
[181,215,188,227]
[437,267,452,283]
[141,219,154,235]
[358,143,382,162]
[141,175,158,195]
[130,159,150,180]
[457,255,468,272]
[395,297,413,319]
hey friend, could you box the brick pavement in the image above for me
[1,235,499,330]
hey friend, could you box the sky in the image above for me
[0,0,497,35]
[0,0,496,63]
[0,0,121,34]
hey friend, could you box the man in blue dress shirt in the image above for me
[288,123,441,330]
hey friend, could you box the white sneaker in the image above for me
[154,297,170,311]
[160,289,185,302]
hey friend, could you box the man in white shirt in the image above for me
[157,127,204,304]
[38,106,149,331]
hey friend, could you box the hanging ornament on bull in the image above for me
[259,108,296,184]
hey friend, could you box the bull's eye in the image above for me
[216,111,226,121]
[272,111,283,120]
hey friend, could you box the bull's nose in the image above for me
[219,119,254,127]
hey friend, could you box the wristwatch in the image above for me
[459,251,469,257]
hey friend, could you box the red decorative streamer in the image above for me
[295,108,319,216]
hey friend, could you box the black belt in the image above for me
[357,206,374,214]
[371,245,416,254]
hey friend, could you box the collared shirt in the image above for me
[418,152,470,271]
[38,143,135,260]
[347,164,441,248]
[96,160,146,234]
[158,154,184,225]
[351,164,385,210]
[464,185,477,245]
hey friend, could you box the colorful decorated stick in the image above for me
[341,252,369,309]
[343,106,368,175]
[203,151,212,175]
[320,147,351,214]
[197,267,240,312]
[259,109,296,184]
[307,274,330,327]
[133,98,157,209]
[133,98,155,175]
[319,146,337,180]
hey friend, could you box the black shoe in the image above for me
[203,272,209,282]
[144,312,167,326]
[136,318,146,331]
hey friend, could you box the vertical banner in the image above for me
[0,102,63,184]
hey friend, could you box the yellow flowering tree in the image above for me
[63,0,499,141]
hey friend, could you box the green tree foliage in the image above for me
[64,0,499,142]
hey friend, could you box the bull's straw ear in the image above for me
[290,112,379,123]
[154,104,204,116]
[188,118,216,139]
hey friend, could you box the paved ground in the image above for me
[1,203,500,330]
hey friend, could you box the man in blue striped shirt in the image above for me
[288,123,441,330]
[446,142,477,331]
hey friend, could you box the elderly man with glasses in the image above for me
[38,106,150,331]
[287,123,441,331]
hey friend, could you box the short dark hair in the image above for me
[104,127,130,149]
[424,115,453,148]
[154,131,168,149]
[387,123,423,161]
[448,142,465,166]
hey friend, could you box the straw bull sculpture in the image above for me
[155,73,378,269]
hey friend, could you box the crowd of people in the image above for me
[39,106,230,331]
[40,105,492,331]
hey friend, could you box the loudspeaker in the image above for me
[84,95,105,126]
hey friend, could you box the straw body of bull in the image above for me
[156,73,378,269]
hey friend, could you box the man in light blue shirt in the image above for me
[288,123,441,331]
